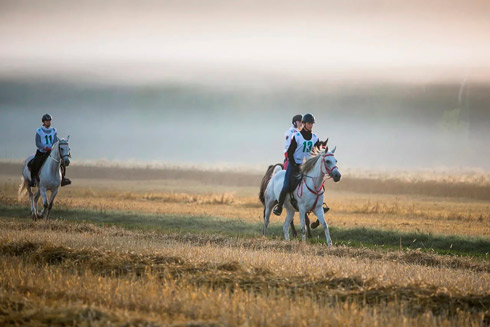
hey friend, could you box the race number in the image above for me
[45,135,53,145]
[302,141,312,152]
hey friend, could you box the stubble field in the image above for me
[0,162,489,326]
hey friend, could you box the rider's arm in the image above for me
[35,132,44,152]
[287,136,297,164]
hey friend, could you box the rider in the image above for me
[273,113,320,216]
[29,114,71,187]
[283,114,303,170]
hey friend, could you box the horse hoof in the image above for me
[311,221,320,229]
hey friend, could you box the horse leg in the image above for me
[290,220,297,238]
[299,208,307,242]
[44,188,59,220]
[33,189,42,219]
[305,213,312,238]
[39,187,48,219]
[283,209,294,241]
[313,207,332,247]
[26,184,37,221]
[263,200,275,237]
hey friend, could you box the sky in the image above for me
[1,0,490,84]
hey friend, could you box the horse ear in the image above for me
[325,146,329,152]
[332,146,336,153]
[67,135,70,142]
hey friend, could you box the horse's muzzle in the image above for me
[332,171,341,182]
[63,158,70,166]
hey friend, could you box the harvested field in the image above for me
[0,164,489,326]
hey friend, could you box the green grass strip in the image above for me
[1,205,488,257]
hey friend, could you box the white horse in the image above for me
[262,147,341,246]
[18,137,71,220]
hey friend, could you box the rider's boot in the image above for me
[61,177,72,187]
[323,202,330,213]
[273,188,288,216]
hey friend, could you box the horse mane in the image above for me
[300,149,324,174]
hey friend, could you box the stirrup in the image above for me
[273,204,283,216]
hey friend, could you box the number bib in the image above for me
[292,132,318,164]
[37,127,57,149]
[284,126,298,153]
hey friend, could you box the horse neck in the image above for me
[304,156,325,190]
[43,144,61,174]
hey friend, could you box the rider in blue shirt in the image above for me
[28,114,71,187]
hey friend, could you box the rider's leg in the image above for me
[273,163,295,215]
[61,165,71,186]
[29,151,44,187]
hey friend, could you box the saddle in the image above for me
[27,156,71,187]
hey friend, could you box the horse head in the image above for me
[58,135,71,167]
[322,146,341,182]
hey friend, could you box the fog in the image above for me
[0,0,489,171]
[1,79,489,171]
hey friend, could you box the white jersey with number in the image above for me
[284,126,299,153]
[292,132,319,164]
[36,127,57,149]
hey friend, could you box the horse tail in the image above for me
[259,163,284,205]
[18,176,28,202]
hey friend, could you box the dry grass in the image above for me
[1,163,489,326]
[2,176,489,237]
[0,220,488,326]
[2,161,490,200]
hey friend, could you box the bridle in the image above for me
[48,142,71,164]
[320,153,338,178]
[296,152,338,213]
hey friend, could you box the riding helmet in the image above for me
[302,113,315,124]
[291,114,303,124]
[42,113,53,122]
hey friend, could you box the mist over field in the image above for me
[1,0,489,171]
[1,79,489,170]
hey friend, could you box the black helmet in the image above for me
[42,113,52,122]
[291,114,302,124]
[302,113,315,124]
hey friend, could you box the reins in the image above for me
[296,153,337,213]
[48,143,70,164]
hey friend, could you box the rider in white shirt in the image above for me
[28,114,71,187]
[283,114,303,170]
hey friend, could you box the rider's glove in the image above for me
[45,147,51,152]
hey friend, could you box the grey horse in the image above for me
[18,137,71,220]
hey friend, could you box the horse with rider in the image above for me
[259,113,341,245]
[19,113,72,220]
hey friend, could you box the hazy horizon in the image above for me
[1,78,489,171]
[1,1,489,172]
